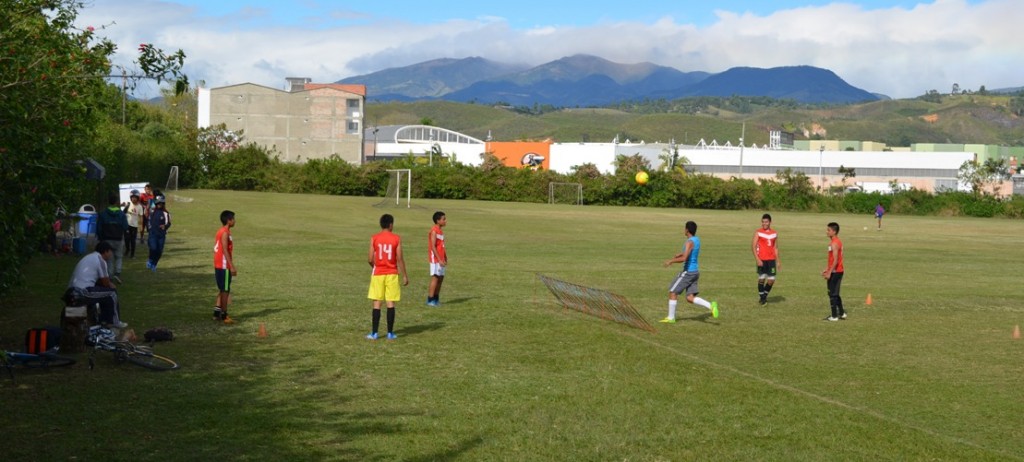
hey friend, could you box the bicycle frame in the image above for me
[2,349,77,381]
[88,337,178,371]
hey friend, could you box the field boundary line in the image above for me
[626,331,1020,460]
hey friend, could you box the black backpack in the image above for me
[25,327,62,354]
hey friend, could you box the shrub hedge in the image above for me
[194,147,1024,218]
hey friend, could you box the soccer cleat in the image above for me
[759,295,767,306]
[386,332,398,340]
[658,317,676,324]
[824,316,839,322]
[146,260,153,269]
[840,313,848,320]
[112,321,128,329]
[711,301,719,318]
[221,316,236,325]
[366,332,378,340]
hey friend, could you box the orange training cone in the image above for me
[257,322,268,338]
[865,293,873,305]
[1013,325,1020,340]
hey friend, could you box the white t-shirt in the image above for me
[126,202,144,228]
[68,252,109,289]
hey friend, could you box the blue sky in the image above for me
[78,0,1016,99]
[165,0,980,28]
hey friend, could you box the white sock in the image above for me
[667,300,677,319]
[693,297,712,309]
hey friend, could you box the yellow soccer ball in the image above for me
[635,171,649,185]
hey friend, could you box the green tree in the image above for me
[0,0,188,295]
[958,158,1011,195]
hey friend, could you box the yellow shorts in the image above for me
[368,274,401,301]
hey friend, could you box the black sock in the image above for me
[386,307,396,333]
[757,282,765,296]
[371,309,381,333]
[764,284,773,294]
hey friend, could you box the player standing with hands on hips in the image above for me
[367,214,408,340]
[660,220,719,323]
[752,213,779,306]
[822,222,846,321]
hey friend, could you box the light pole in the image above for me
[738,122,746,178]
[371,127,379,162]
[819,145,825,190]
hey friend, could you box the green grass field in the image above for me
[2,190,1022,461]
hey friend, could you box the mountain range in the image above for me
[337,54,881,106]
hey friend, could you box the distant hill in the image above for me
[339,55,875,106]
[674,66,879,104]
[365,94,1024,148]
[338,57,529,100]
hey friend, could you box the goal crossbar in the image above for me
[375,169,412,208]
[548,182,583,205]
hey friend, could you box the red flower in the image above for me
[62,120,70,126]
[87,26,95,32]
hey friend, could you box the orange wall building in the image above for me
[485,141,552,170]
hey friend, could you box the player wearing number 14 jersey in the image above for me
[366,214,408,340]
[752,213,779,305]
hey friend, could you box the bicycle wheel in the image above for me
[125,350,178,371]
[22,354,77,368]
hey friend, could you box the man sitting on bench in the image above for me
[66,241,127,328]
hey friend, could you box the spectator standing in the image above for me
[123,190,144,258]
[97,193,128,284]
[146,195,171,272]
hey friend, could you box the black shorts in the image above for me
[215,268,232,293]
[757,260,777,277]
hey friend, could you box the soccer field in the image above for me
[2,189,1022,461]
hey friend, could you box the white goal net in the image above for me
[549,182,583,205]
[375,169,412,208]
[165,166,178,192]
[165,165,193,203]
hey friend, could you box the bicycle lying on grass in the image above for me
[87,327,178,371]
[2,347,76,381]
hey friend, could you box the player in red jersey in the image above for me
[367,214,408,340]
[213,210,237,324]
[752,213,779,305]
[822,222,845,321]
[426,211,447,306]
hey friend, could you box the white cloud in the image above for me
[78,0,1023,99]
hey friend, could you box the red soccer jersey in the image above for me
[371,231,401,275]
[214,226,233,269]
[754,228,778,260]
[429,225,446,263]
[828,236,844,273]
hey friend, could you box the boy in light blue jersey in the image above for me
[660,220,719,323]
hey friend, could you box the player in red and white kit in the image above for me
[426,211,447,306]
[752,213,779,306]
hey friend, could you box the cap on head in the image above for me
[155,195,166,204]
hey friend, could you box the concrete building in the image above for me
[198,78,366,163]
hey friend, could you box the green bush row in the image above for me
[195,147,1024,218]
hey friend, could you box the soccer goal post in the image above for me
[375,169,412,208]
[548,182,583,205]
[165,166,179,192]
